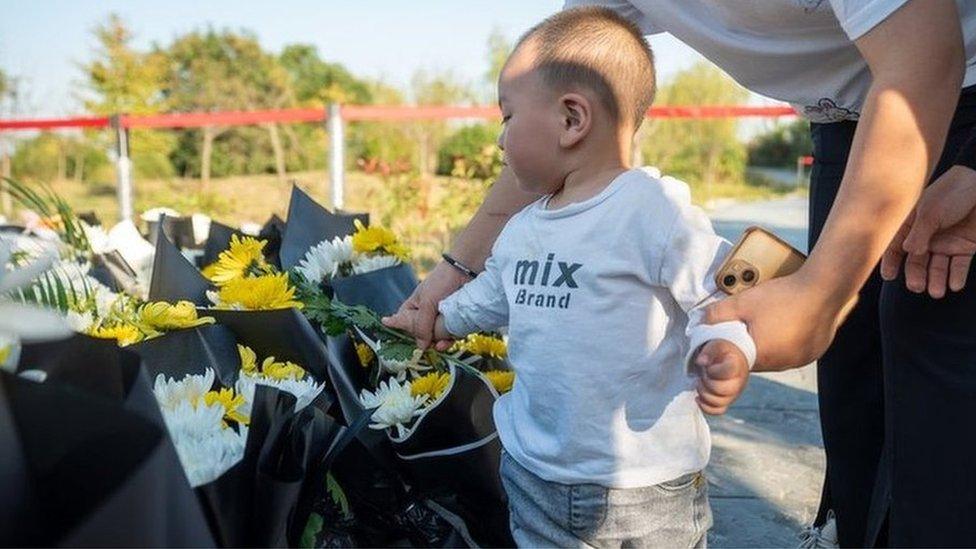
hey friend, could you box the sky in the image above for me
[0,0,729,117]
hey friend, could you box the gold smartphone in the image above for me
[716,226,806,295]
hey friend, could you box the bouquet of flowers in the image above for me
[323,301,514,547]
[9,332,215,547]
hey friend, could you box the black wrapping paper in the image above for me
[259,214,286,269]
[8,336,216,547]
[197,385,346,548]
[203,308,332,392]
[326,263,418,425]
[147,214,196,249]
[128,324,242,387]
[330,263,418,318]
[148,229,212,305]
[278,185,368,270]
[88,250,140,294]
[202,220,244,267]
[389,364,512,547]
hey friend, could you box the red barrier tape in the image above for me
[120,108,326,128]
[0,116,110,130]
[0,104,796,132]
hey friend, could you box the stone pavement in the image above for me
[706,196,823,547]
[706,364,824,547]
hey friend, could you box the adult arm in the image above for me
[708,0,965,370]
[387,166,537,348]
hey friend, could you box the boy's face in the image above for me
[497,45,567,195]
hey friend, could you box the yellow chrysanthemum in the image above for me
[139,301,215,331]
[0,345,10,365]
[204,387,250,425]
[238,344,258,374]
[88,323,144,347]
[201,262,220,280]
[454,333,507,359]
[209,235,270,285]
[411,371,451,402]
[355,342,374,368]
[351,220,410,261]
[260,357,306,380]
[215,273,304,310]
[484,370,515,394]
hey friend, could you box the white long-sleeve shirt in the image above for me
[439,167,755,488]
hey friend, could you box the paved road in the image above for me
[706,196,825,547]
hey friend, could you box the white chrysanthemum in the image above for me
[377,345,430,381]
[153,369,216,410]
[295,236,355,284]
[172,425,248,487]
[64,309,94,332]
[359,378,427,437]
[234,374,325,417]
[351,254,400,275]
[81,222,112,254]
[161,399,247,487]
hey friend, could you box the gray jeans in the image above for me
[500,450,711,548]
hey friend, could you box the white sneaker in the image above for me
[797,511,839,548]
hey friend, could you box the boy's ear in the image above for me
[558,93,591,149]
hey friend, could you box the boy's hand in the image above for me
[694,339,750,415]
[382,311,454,350]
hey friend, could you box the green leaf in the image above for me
[377,340,416,362]
[2,177,91,255]
[299,512,323,549]
[326,472,350,518]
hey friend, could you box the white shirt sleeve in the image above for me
[438,252,509,337]
[828,0,910,40]
[562,0,663,35]
[656,183,756,371]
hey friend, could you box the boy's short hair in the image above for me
[514,6,656,132]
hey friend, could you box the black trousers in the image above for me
[810,86,976,547]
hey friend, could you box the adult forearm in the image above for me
[806,77,961,306]
[448,165,538,271]
[804,0,965,308]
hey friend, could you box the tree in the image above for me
[82,14,175,179]
[748,119,813,167]
[279,44,374,173]
[161,29,293,187]
[641,62,749,190]
[484,28,512,103]
[279,44,372,106]
[409,69,473,176]
[348,80,415,173]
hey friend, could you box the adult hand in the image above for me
[705,269,848,372]
[880,165,976,298]
[384,261,468,349]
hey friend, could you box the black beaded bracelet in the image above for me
[442,253,479,279]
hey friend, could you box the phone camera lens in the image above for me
[741,269,756,283]
[723,274,737,288]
